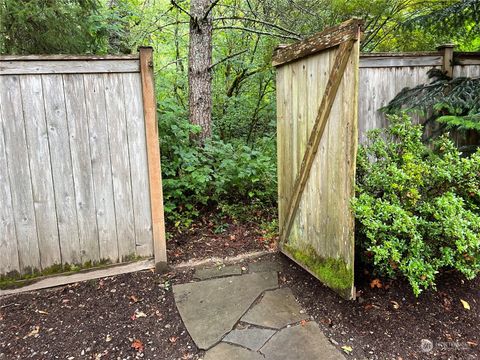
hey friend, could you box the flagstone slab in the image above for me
[261,321,345,360]
[241,288,307,329]
[194,264,243,280]
[223,327,276,351]
[204,342,264,360]
[173,272,277,350]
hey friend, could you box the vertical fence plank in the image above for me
[0,75,40,272]
[0,93,20,275]
[63,74,100,264]
[103,73,136,261]
[42,74,81,265]
[139,47,167,270]
[122,73,153,257]
[83,74,119,262]
[20,75,61,267]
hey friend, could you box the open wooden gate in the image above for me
[273,19,362,299]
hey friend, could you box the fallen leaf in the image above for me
[300,320,307,327]
[460,299,471,310]
[390,301,400,309]
[36,310,49,315]
[131,339,144,352]
[129,295,140,303]
[26,326,40,338]
[135,310,147,318]
[370,279,382,289]
[467,341,478,347]
[341,345,353,354]
[105,334,112,342]
[169,336,178,343]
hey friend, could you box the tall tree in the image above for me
[188,0,215,141]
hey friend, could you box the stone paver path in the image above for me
[173,260,345,360]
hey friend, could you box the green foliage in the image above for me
[384,70,480,144]
[0,0,135,54]
[404,0,480,51]
[353,115,480,296]
[158,101,277,225]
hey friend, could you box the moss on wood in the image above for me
[284,243,353,295]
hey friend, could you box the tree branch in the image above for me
[214,26,301,40]
[170,0,193,20]
[203,0,221,20]
[213,16,302,37]
[209,49,248,69]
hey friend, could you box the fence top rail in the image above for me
[272,18,363,67]
[0,54,139,61]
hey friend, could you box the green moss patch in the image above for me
[284,243,353,296]
[0,258,115,290]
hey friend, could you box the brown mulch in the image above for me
[278,254,480,360]
[166,212,276,264]
[1,232,478,359]
[0,269,199,360]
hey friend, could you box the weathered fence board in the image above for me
[1,60,139,75]
[19,75,61,267]
[63,74,100,264]
[358,52,480,144]
[274,20,361,299]
[1,76,41,271]
[0,51,166,278]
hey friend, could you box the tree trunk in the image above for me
[188,0,213,142]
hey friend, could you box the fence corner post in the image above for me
[139,46,168,274]
[437,43,455,78]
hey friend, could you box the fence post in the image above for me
[437,44,455,78]
[139,46,168,273]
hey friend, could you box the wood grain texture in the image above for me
[103,73,136,261]
[0,75,41,272]
[63,74,100,263]
[0,83,20,274]
[42,74,81,265]
[83,74,119,262]
[1,60,139,75]
[19,75,61,267]
[1,54,138,61]
[139,47,167,269]
[279,40,355,247]
[122,72,153,257]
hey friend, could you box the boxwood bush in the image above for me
[352,115,480,295]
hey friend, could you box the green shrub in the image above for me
[158,102,277,226]
[352,114,480,295]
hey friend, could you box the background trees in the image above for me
[1,0,478,223]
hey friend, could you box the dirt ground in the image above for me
[1,249,478,359]
[166,212,276,264]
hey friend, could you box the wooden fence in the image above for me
[0,48,167,278]
[358,48,480,144]
[274,19,480,299]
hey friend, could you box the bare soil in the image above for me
[166,212,276,264]
[1,232,478,359]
